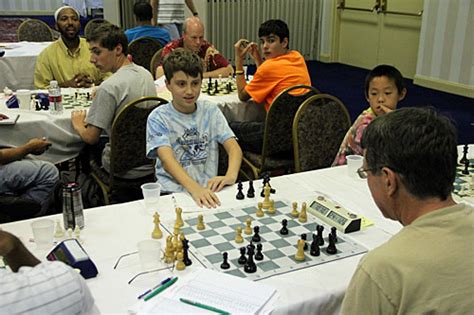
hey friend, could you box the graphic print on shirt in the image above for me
[177,128,209,166]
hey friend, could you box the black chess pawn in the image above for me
[238,247,247,265]
[236,180,245,200]
[247,180,255,198]
[280,219,289,235]
[310,234,320,256]
[462,159,470,175]
[326,234,337,255]
[301,233,308,250]
[460,144,469,165]
[220,252,230,269]
[182,238,192,266]
[255,243,264,261]
[330,226,338,243]
[316,225,325,246]
[35,100,42,111]
[252,226,261,242]
[214,80,219,94]
[244,246,257,273]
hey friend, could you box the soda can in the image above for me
[62,182,85,229]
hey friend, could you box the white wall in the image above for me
[414,0,473,97]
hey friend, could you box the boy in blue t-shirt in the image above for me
[146,48,242,208]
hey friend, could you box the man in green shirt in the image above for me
[34,6,107,89]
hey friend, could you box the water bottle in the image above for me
[48,80,63,114]
[62,182,85,230]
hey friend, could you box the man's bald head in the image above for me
[182,17,204,53]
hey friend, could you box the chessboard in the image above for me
[453,158,473,198]
[168,199,367,281]
[201,77,237,96]
[62,92,93,109]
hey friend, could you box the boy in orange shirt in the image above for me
[231,19,311,153]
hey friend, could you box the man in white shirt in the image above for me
[0,230,96,314]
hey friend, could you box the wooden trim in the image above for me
[413,75,474,98]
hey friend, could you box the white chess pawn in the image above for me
[54,220,64,238]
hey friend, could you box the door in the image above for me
[333,0,424,78]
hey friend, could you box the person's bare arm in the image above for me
[185,0,198,16]
[207,138,242,192]
[157,146,221,208]
[155,65,165,79]
[234,39,253,101]
[203,65,234,78]
[71,110,102,145]
[0,231,40,272]
[150,0,158,26]
[0,138,52,165]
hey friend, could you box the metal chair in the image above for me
[84,18,111,39]
[90,96,168,204]
[242,85,319,179]
[292,94,351,172]
[128,37,162,73]
[150,48,163,78]
[17,19,54,42]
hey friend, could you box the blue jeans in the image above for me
[0,160,59,213]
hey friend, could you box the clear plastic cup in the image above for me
[346,155,364,178]
[31,219,54,248]
[141,183,161,214]
[137,239,161,269]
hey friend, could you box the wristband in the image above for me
[235,70,244,75]
[193,12,198,16]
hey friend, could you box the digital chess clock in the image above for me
[308,196,361,233]
[47,239,98,279]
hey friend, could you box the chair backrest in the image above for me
[261,85,319,160]
[292,94,351,172]
[84,18,111,39]
[109,96,168,175]
[150,48,163,78]
[128,37,162,72]
[17,19,54,42]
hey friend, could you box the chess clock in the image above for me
[308,196,361,233]
[46,239,98,279]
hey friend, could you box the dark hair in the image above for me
[133,1,153,21]
[86,23,128,55]
[364,65,406,98]
[362,107,457,200]
[258,19,290,48]
[163,48,203,82]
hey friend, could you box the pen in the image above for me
[144,277,178,301]
[137,277,173,299]
[179,298,231,315]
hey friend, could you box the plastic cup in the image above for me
[346,155,364,178]
[141,183,161,213]
[31,219,54,248]
[137,240,161,269]
[16,89,32,110]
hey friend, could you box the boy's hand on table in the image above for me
[208,175,236,192]
[190,186,221,209]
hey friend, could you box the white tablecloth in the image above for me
[0,167,404,314]
[0,42,52,91]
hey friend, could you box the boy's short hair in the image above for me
[362,107,457,200]
[86,23,128,56]
[163,48,203,82]
[364,64,406,97]
[258,19,290,48]
[133,1,153,21]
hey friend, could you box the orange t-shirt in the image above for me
[245,50,311,112]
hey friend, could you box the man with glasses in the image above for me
[341,107,473,314]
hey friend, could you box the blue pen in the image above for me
[137,276,173,299]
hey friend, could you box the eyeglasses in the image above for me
[357,167,375,179]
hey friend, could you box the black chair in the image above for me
[292,94,351,172]
[90,96,168,204]
[84,18,111,39]
[128,37,162,73]
[242,85,319,179]
[150,48,164,78]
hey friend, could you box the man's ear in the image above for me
[115,44,123,56]
[282,37,289,49]
[382,167,399,197]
